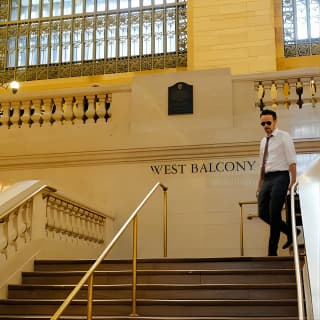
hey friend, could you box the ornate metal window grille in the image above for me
[0,0,187,83]
[282,0,320,57]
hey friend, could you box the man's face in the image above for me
[260,114,276,136]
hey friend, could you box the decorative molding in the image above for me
[0,139,318,170]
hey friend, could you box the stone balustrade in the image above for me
[0,187,113,262]
[0,93,111,128]
[254,75,320,110]
[45,193,107,246]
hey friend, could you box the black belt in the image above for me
[264,170,289,177]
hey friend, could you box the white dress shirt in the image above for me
[259,128,296,173]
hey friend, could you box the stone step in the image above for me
[34,257,295,272]
[2,257,300,318]
[0,316,300,320]
[0,299,298,317]
[8,283,297,300]
[21,269,296,285]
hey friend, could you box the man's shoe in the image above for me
[282,239,292,250]
[282,229,301,249]
[268,252,278,256]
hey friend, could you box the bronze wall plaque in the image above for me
[168,82,193,115]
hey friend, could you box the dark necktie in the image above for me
[261,136,271,178]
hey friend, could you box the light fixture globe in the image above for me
[9,80,20,94]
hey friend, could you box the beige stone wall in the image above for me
[188,0,277,74]
[1,68,320,259]
[1,0,320,259]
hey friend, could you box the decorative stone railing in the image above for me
[45,192,107,246]
[0,93,111,128]
[0,182,114,261]
[254,74,320,110]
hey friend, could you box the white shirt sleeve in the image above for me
[282,131,297,165]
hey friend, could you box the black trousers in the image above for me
[258,171,290,256]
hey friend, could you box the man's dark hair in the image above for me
[260,109,277,120]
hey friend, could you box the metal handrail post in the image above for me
[131,216,138,316]
[290,182,305,320]
[238,201,258,257]
[163,187,168,257]
[87,274,94,320]
[239,203,244,256]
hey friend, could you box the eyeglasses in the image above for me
[260,121,272,126]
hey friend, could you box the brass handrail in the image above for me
[238,200,257,256]
[50,181,168,320]
[290,182,305,320]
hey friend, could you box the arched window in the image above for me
[0,0,187,83]
[282,0,320,57]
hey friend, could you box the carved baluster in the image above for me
[31,99,42,126]
[41,98,53,125]
[81,212,89,242]
[85,95,96,123]
[63,203,73,241]
[283,81,291,109]
[52,98,63,125]
[94,216,102,244]
[59,202,67,240]
[90,215,97,244]
[78,209,86,244]
[72,207,80,243]
[52,199,62,240]
[257,82,265,111]
[296,79,303,109]
[106,94,112,119]
[83,212,91,242]
[73,96,85,124]
[0,102,11,128]
[82,211,90,243]
[96,94,107,123]
[310,79,317,108]
[0,219,9,260]
[91,215,98,244]
[57,200,66,240]
[10,101,21,128]
[20,101,31,126]
[17,205,27,245]
[270,82,278,109]
[95,217,101,244]
[99,217,105,244]
[92,216,98,243]
[63,97,74,125]
[46,198,55,239]
[7,212,18,255]
[25,200,33,241]
[87,213,94,243]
